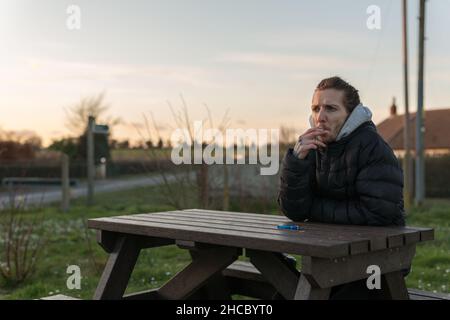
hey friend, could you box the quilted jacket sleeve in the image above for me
[277,148,316,222]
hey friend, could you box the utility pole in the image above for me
[415,0,426,206]
[87,116,95,206]
[402,0,413,210]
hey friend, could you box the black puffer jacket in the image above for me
[278,121,405,226]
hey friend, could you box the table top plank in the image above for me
[186,209,431,233]
[103,215,349,248]
[184,210,432,249]
[303,221,429,249]
[152,210,429,252]
[184,209,430,238]
[141,211,371,255]
[88,216,350,258]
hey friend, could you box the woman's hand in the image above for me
[293,128,328,159]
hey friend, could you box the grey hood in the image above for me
[336,104,372,141]
[308,103,373,142]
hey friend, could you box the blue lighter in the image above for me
[277,224,303,231]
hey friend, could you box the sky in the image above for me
[1,0,450,146]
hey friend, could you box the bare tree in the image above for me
[204,103,231,210]
[134,95,230,210]
[64,92,122,136]
[0,198,45,285]
[0,129,42,147]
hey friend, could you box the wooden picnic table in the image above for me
[87,209,434,300]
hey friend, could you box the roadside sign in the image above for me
[93,124,109,134]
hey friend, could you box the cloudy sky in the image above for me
[1,0,449,145]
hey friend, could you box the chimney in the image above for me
[390,97,397,117]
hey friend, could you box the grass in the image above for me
[0,186,448,299]
[0,185,184,300]
[403,199,450,294]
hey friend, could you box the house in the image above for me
[377,98,450,157]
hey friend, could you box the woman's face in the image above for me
[311,89,349,144]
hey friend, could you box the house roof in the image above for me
[376,108,450,150]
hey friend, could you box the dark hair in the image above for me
[315,76,361,113]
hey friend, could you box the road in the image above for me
[0,173,189,209]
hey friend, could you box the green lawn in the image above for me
[0,186,448,299]
[403,199,450,294]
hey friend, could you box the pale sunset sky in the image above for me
[1,0,450,146]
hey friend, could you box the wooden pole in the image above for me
[402,0,413,211]
[199,143,209,209]
[61,153,70,212]
[415,0,426,206]
[223,164,229,211]
[87,116,95,206]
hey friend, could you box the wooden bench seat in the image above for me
[408,289,450,300]
[40,294,81,300]
[223,260,450,300]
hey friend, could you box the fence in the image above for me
[0,159,175,182]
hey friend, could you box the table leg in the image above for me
[380,271,410,300]
[158,246,239,300]
[294,274,331,300]
[188,250,232,300]
[297,245,416,300]
[246,250,300,299]
[94,236,141,300]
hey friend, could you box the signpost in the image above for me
[93,124,109,134]
[87,116,109,206]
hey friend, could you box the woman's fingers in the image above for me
[298,128,324,140]
[303,130,327,140]
[300,137,327,148]
[294,127,328,159]
[301,127,320,135]
[302,143,318,151]
[312,140,327,148]
[293,141,320,159]
[299,132,326,143]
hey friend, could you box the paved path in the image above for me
[0,174,190,209]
